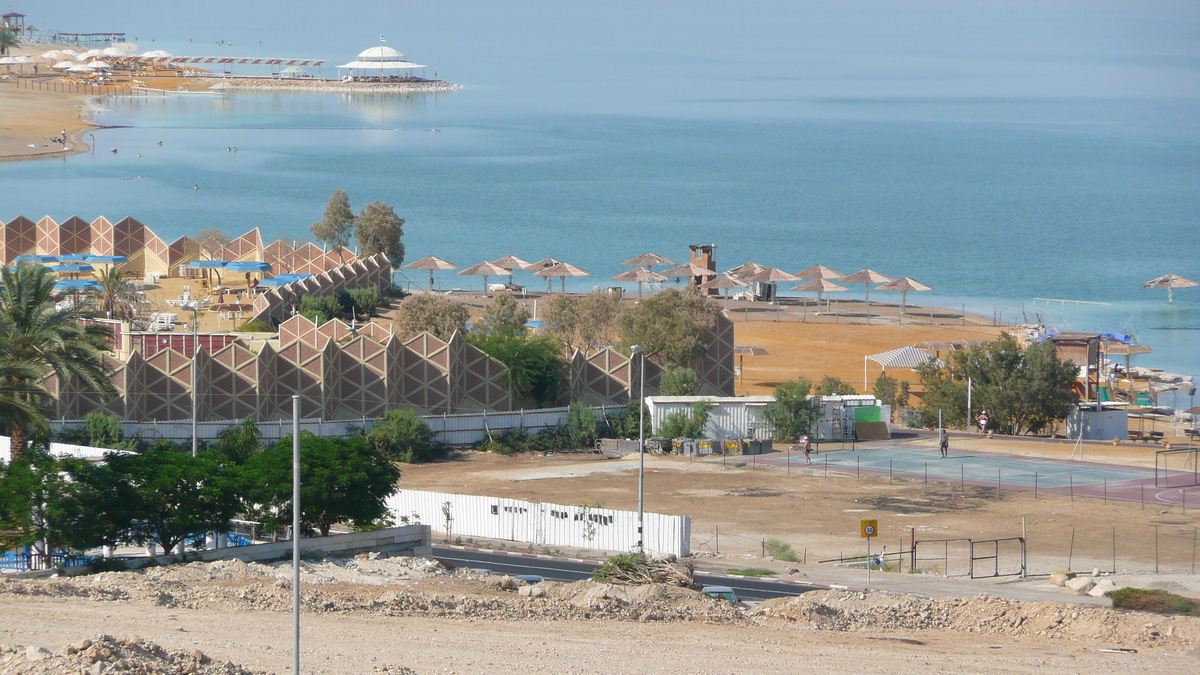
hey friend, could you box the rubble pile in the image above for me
[751,590,1200,647]
[0,636,264,674]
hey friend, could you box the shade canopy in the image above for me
[661,262,717,278]
[536,262,590,278]
[189,260,230,268]
[140,50,173,58]
[1143,273,1197,303]
[700,273,750,290]
[490,255,532,271]
[744,267,800,283]
[51,263,94,273]
[280,66,306,74]
[51,61,74,70]
[459,261,511,277]
[612,267,668,283]
[726,261,765,279]
[865,346,943,392]
[796,264,845,281]
[405,255,458,271]
[257,278,288,287]
[734,346,768,355]
[56,253,93,262]
[86,255,129,264]
[523,257,563,271]
[791,278,848,293]
[842,268,893,285]
[1101,341,1152,356]
[225,261,272,272]
[14,255,58,263]
[622,252,676,267]
[53,279,100,292]
[876,276,931,293]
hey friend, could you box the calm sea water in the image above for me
[5,2,1199,401]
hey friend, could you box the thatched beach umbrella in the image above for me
[791,278,847,305]
[1102,339,1152,376]
[726,261,765,280]
[536,262,590,293]
[1143,273,1198,304]
[523,257,563,272]
[841,269,893,305]
[405,255,458,290]
[700,273,750,309]
[661,261,717,288]
[490,255,532,285]
[613,266,668,298]
[744,267,800,302]
[874,276,931,314]
[459,261,511,295]
[622,252,676,272]
[795,264,845,281]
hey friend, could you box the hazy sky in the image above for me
[24,1,1200,101]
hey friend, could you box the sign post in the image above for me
[861,519,878,584]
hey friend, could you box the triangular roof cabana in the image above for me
[864,346,943,393]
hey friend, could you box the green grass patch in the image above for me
[725,568,776,577]
[763,537,801,563]
[1110,588,1200,616]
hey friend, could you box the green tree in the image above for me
[393,294,469,340]
[211,418,264,465]
[657,401,713,439]
[895,381,911,408]
[817,375,858,396]
[366,410,446,463]
[0,263,116,462]
[50,455,139,552]
[102,445,238,553]
[244,434,400,536]
[567,402,600,449]
[603,398,650,439]
[764,378,819,442]
[354,200,405,266]
[873,372,898,407]
[917,333,1078,435]
[467,331,568,407]
[97,267,136,321]
[618,287,719,366]
[0,29,17,57]
[542,291,623,356]
[476,295,531,337]
[660,365,700,396]
[311,189,355,263]
[299,294,342,324]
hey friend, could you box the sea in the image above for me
[4,1,1199,407]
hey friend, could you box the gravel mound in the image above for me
[0,635,263,674]
[751,589,1200,648]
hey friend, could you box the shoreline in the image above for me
[191,76,462,94]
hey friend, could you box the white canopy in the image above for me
[337,59,426,70]
[864,346,943,392]
[0,57,16,65]
[140,49,173,58]
[52,61,75,70]
[88,60,112,69]
[68,64,93,73]
[358,46,406,60]
[77,49,106,60]
[101,47,125,57]
[112,43,139,52]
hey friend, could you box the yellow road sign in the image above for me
[860,519,878,538]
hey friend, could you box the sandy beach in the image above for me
[0,46,105,162]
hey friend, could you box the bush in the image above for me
[817,375,857,396]
[57,413,129,450]
[1110,588,1200,615]
[567,402,599,449]
[657,401,712,439]
[342,286,383,317]
[602,398,649,439]
[476,427,546,456]
[660,365,700,397]
[366,409,447,463]
[299,295,342,323]
[763,537,800,563]
[237,319,275,333]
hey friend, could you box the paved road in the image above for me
[431,546,823,601]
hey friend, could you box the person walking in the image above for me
[802,435,813,465]
[977,410,989,435]
[939,428,949,458]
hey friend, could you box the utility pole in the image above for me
[631,345,646,553]
[292,395,301,675]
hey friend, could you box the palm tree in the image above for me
[0,30,17,57]
[97,267,134,320]
[0,264,117,462]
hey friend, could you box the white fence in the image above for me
[387,489,691,558]
[0,436,135,464]
[46,405,623,447]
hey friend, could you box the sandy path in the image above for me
[0,597,1183,674]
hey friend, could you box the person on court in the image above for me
[939,428,949,458]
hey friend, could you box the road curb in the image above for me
[434,544,602,567]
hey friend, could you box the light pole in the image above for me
[183,301,201,456]
[631,345,646,553]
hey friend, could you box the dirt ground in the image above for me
[399,449,1200,579]
[0,49,95,161]
[2,556,1197,674]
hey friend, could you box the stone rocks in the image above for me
[25,645,50,661]
[1064,577,1094,593]
[1088,579,1116,597]
[1048,571,1077,587]
[518,585,547,598]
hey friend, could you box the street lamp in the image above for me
[183,301,202,456]
[630,345,646,553]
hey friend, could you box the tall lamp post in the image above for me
[630,345,646,553]
[183,301,201,456]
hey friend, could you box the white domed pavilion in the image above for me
[337,45,428,80]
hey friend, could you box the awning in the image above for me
[336,60,427,70]
[864,346,943,393]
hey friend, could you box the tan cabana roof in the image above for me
[795,264,845,281]
[523,257,563,271]
[622,252,676,267]
[612,267,668,283]
[459,261,511,277]
[1142,273,1198,289]
[875,276,931,293]
[661,262,717,278]
[791,278,848,293]
[726,261,765,278]
[405,255,458,271]
[841,268,893,284]
[536,262,590,278]
[701,273,750,290]
[491,255,532,271]
[1101,341,1151,356]
[744,267,801,283]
